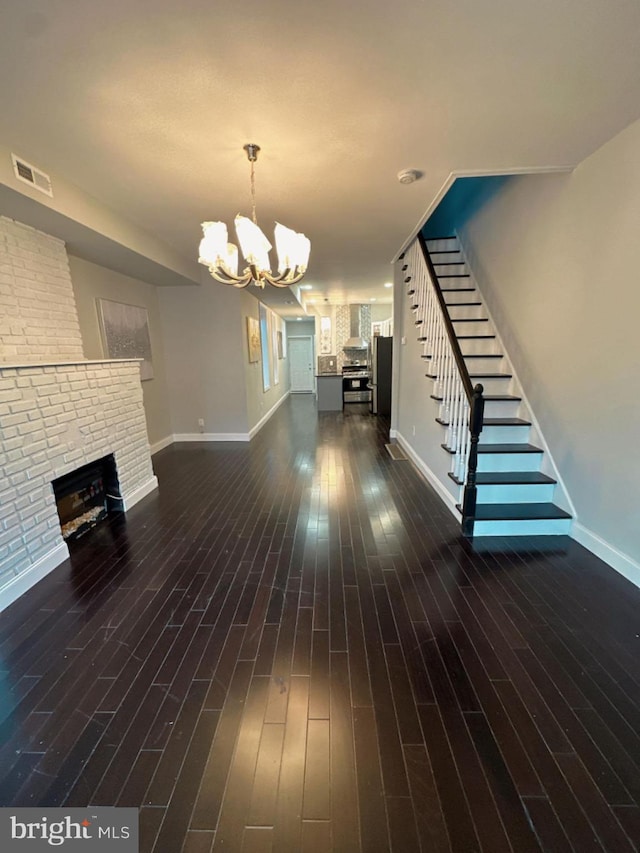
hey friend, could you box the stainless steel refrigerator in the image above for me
[370,336,393,416]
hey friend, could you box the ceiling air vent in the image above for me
[11,154,53,197]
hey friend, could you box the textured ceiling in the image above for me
[1,0,639,312]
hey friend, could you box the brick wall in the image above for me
[0,217,84,363]
[0,217,157,610]
[0,361,156,599]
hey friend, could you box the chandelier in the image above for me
[198,144,311,289]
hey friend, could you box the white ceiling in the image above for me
[1,0,639,316]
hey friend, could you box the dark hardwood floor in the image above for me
[1,395,640,852]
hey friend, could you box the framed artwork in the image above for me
[277,330,283,360]
[97,299,153,380]
[272,318,279,385]
[247,316,261,363]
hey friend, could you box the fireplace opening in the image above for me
[52,454,122,542]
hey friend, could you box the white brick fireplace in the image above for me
[0,217,158,611]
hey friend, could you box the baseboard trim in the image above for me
[249,391,291,439]
[394,431,459,520]
[150,435,173,455]
[0,542,69,613]
[173,432,251,442]
[122,476,159,510]
[572,522,640,591]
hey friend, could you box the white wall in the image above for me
[69,255,172,451]
[456,119,640,570]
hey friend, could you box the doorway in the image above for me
[288,336,314,392]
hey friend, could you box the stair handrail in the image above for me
[406,233,485,534]
[417,232,475,402]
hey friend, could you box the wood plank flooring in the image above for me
[1,395,640,851]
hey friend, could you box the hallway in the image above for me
[0,396,639,851]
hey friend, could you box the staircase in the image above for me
[407,234,572,536]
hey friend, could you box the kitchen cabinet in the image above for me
[316,374,343,411]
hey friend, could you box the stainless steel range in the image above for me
[342,363,372,403]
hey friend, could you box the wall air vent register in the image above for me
[11,153,53,197]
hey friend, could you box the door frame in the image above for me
[288,334,315,393]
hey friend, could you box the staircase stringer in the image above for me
[453,229,576,519]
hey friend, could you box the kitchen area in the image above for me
[316,304,392,415]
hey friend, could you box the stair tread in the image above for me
[463,353,503,359]
[482,394,522,401]
[475,472,557,484]
[427,236,457,241]
[438,417,530,428]
[457,334,495,339]
[471,503,572,521]
[482,417,531,426]
[453,318,489,322]
[441,287,476,292]
[429,250,462,255]
[477,443,543,454]
[439,274,471,278]
[446,301,483,306]
[469,372,512,379]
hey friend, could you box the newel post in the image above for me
[462,383,484,537]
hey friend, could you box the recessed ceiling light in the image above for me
[296,317,302,321]
[307,299,315,303]
[299,285,313,290]
[370,298,377,302]
[384,282,393,288]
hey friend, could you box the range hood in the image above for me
[343,304,369,349]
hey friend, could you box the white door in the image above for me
[289,336,314,392]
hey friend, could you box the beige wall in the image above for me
[69,255,172,449]
[457,118,640,564]
[157,282,249,438]
[241,291,290,433]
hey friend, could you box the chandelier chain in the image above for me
[250,158,257,225]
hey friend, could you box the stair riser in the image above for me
[453,320,491,335]
[459,339,497,355]
[445,290,478,305]
[477,452,543,472]
[427,239,460,253]
[448,305,486,320]
[472,517,572,536]
[482,400,522,418]
[435,263,468,276]
[466,377,513,395]
[476,483,556,503]
[463,356,505,373]
[480,425,531,443]
[440,279,474,291]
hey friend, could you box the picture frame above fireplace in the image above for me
[97,298,154,380]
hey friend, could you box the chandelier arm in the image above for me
[261,269,307,288]
[207,267,253,287]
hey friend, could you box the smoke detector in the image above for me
[397,168,421,185]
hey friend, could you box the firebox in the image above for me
[52,455,121,542]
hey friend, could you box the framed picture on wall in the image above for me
[97,299,154,380]
[259,303,271,391]
[247,316,261,363]
[277,330,283,360]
